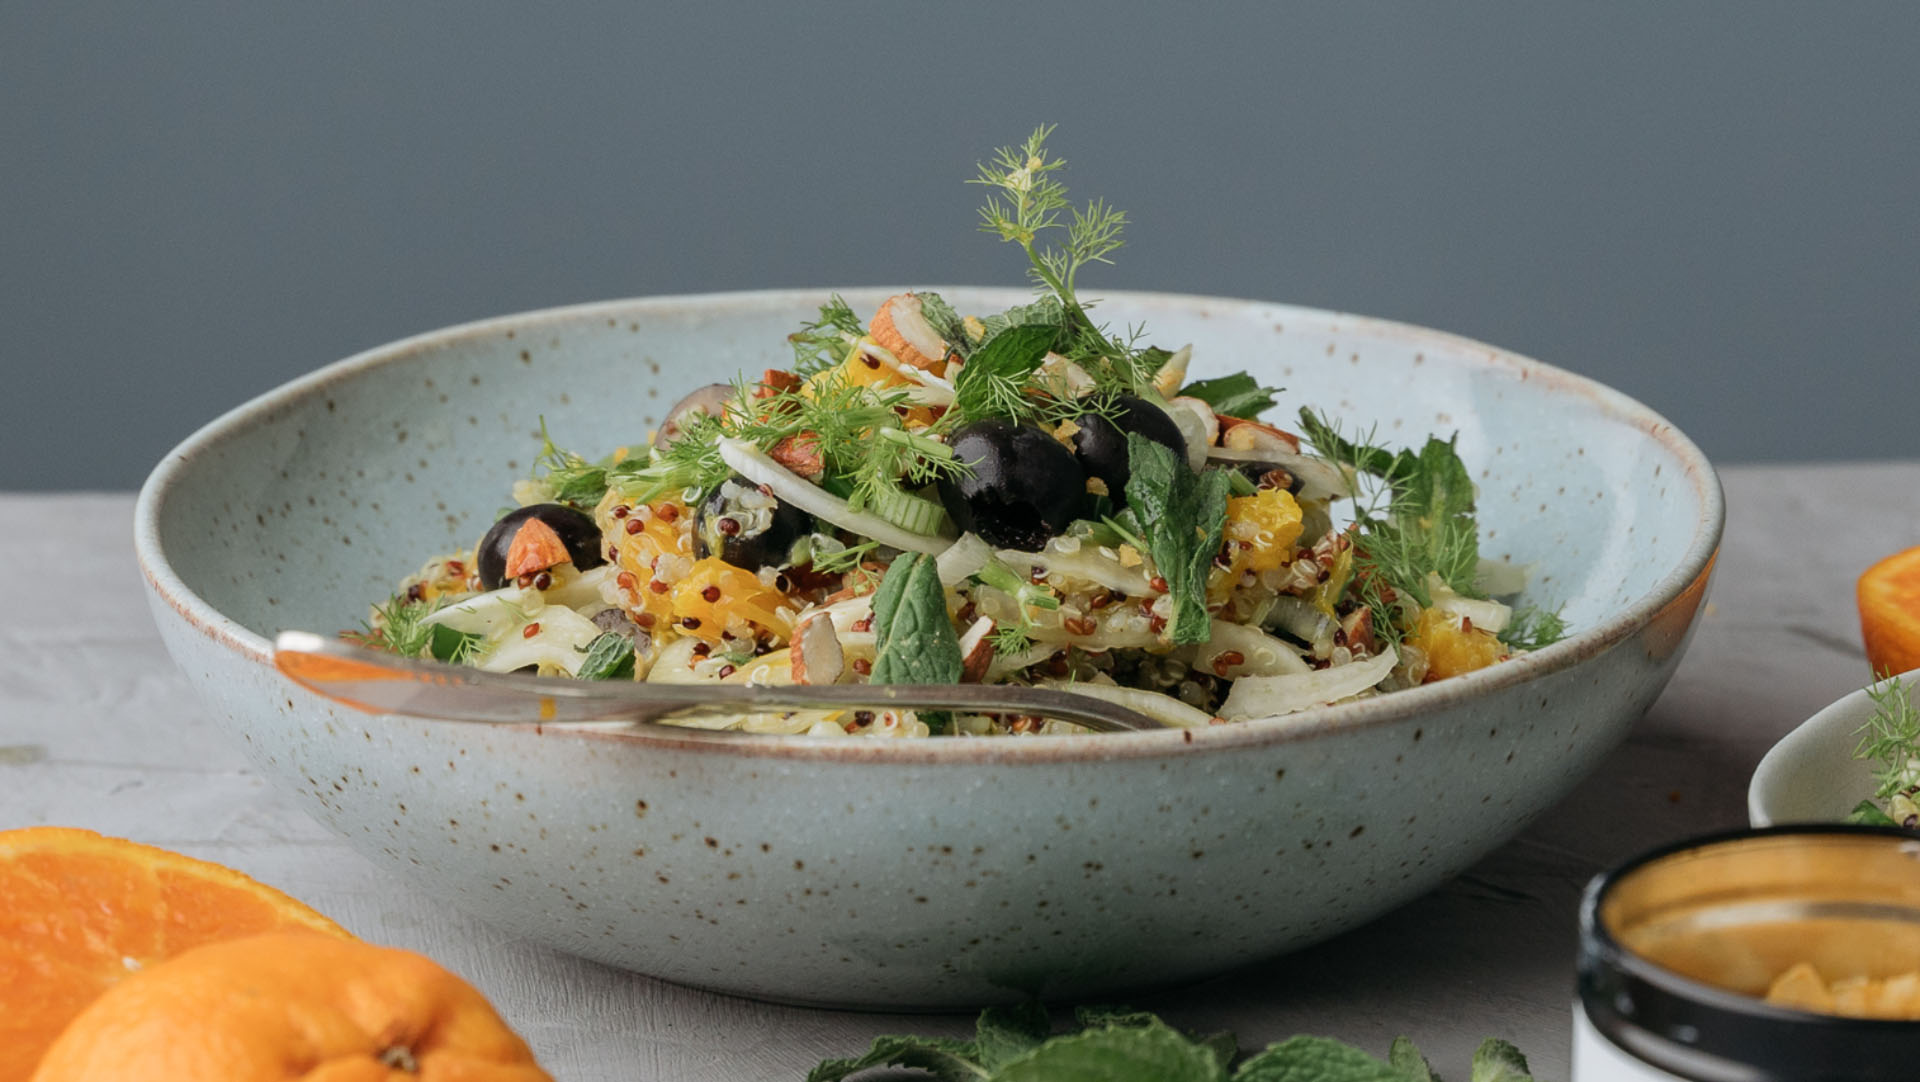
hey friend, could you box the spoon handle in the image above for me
[272,631,1166,734]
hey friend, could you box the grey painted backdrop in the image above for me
[5,3,1916,491]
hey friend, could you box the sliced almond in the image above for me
[1219,415,1302,454]
[956,616,996,683]
[790,613,845,686]
[504,518,571,578]
[869,293,949,373]
[1340,606,1378,657]
[769,433,825,479]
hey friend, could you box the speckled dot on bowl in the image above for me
[134,288,1722,1007]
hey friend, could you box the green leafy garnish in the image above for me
[807,1002,1533,1082]
[1178,373,1284,419]
[575,632,636,681]
[361,597,479,664]
[972,126,1152,394]
[789,294,865,377]
[810,538,881,576]
[950,323,1060,424]
[916,292,972,361]
[1852,674,1920,823]
[870,552,964,689]
[530,418,618,510]
[1499,605,1568,652]
[1123,433,1230,645]
[987,623,1034,656]
[1298,408,1486,641]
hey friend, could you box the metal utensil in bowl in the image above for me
[272,630,1167,734]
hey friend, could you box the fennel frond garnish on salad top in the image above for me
[349,127,1566,737]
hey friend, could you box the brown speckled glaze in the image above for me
[134,289,1722,1006]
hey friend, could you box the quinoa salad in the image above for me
[349,129,1566,737]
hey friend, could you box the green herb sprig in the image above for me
[360,597,479,664]
[1123,434,1230,645]
[789,295,866,377]
[1178,373,1284,420]
[807,1002,1534,1082]
[1847,674,1920,826]
[972,126,1151,395]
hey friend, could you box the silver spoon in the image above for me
[273,630,1167,735]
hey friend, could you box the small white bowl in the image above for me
[1749,669,1920,826]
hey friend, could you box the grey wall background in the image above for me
[5,3,1916,491]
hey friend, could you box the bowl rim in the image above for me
[135,286,1725,765]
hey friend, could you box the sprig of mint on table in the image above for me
[807,1003,1534,1082]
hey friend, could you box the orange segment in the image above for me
[0,828,347,1082]
[30,931,551,1082]
[1860,546,1920,677]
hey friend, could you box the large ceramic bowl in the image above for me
[135,288,1721,1007]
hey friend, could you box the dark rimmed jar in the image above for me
[1576,825,1920,1081]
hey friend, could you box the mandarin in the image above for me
[30,930,553,1082]
[0,827,348,1082]
[1860,546,1920,678]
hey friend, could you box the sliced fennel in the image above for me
[1218,647,1398,720]
[717,437,952,555]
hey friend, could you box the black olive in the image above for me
[937,420,1085,552]
[476,503,606,589]
[694,475,813,569]
[654,383,737,447]
[1230,460,1304,495]
[1070,395,1189,502]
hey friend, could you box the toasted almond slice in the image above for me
[1219,415,1302,453]
[504,518,571,578]
[755,368,802,398]
[1150,344,1192,398]
[869,293,949,372]
[956,616,995,683]
[791,612,845,685]
[769,433,825,479]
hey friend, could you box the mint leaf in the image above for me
[1847,798,1898,826]
[995,1021,1226,1082]
[1232,1036,1407,1082]
[426,622,480,664]
[1123,433,1230,645]
[804,1034,985,1082]
[575,632,636,680]
[870,553,964,731]
[1179,373,1283,419]
[975,295,1067,348]
[1387,1037,1436,1082]
[952,322,1059,422]
[1468,1039,1531,1082]
[976,1002,1052,1071]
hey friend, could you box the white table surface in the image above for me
[5,463,1917,1080]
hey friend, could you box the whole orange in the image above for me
[30,930,553,1082]
[1859,546,1920,677]
[0,827,348,1081]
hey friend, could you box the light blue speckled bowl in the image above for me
[135,289,1721,1007]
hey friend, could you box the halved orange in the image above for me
[30,931,553,1082]
[0,827,349,1082]
[1860,546,1920,678]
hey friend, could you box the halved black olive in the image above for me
[1070,395,1189,500]
[476,503,606,589]
[694,475,813,569]
[937,420,1085,552]
[654,383,737,447]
